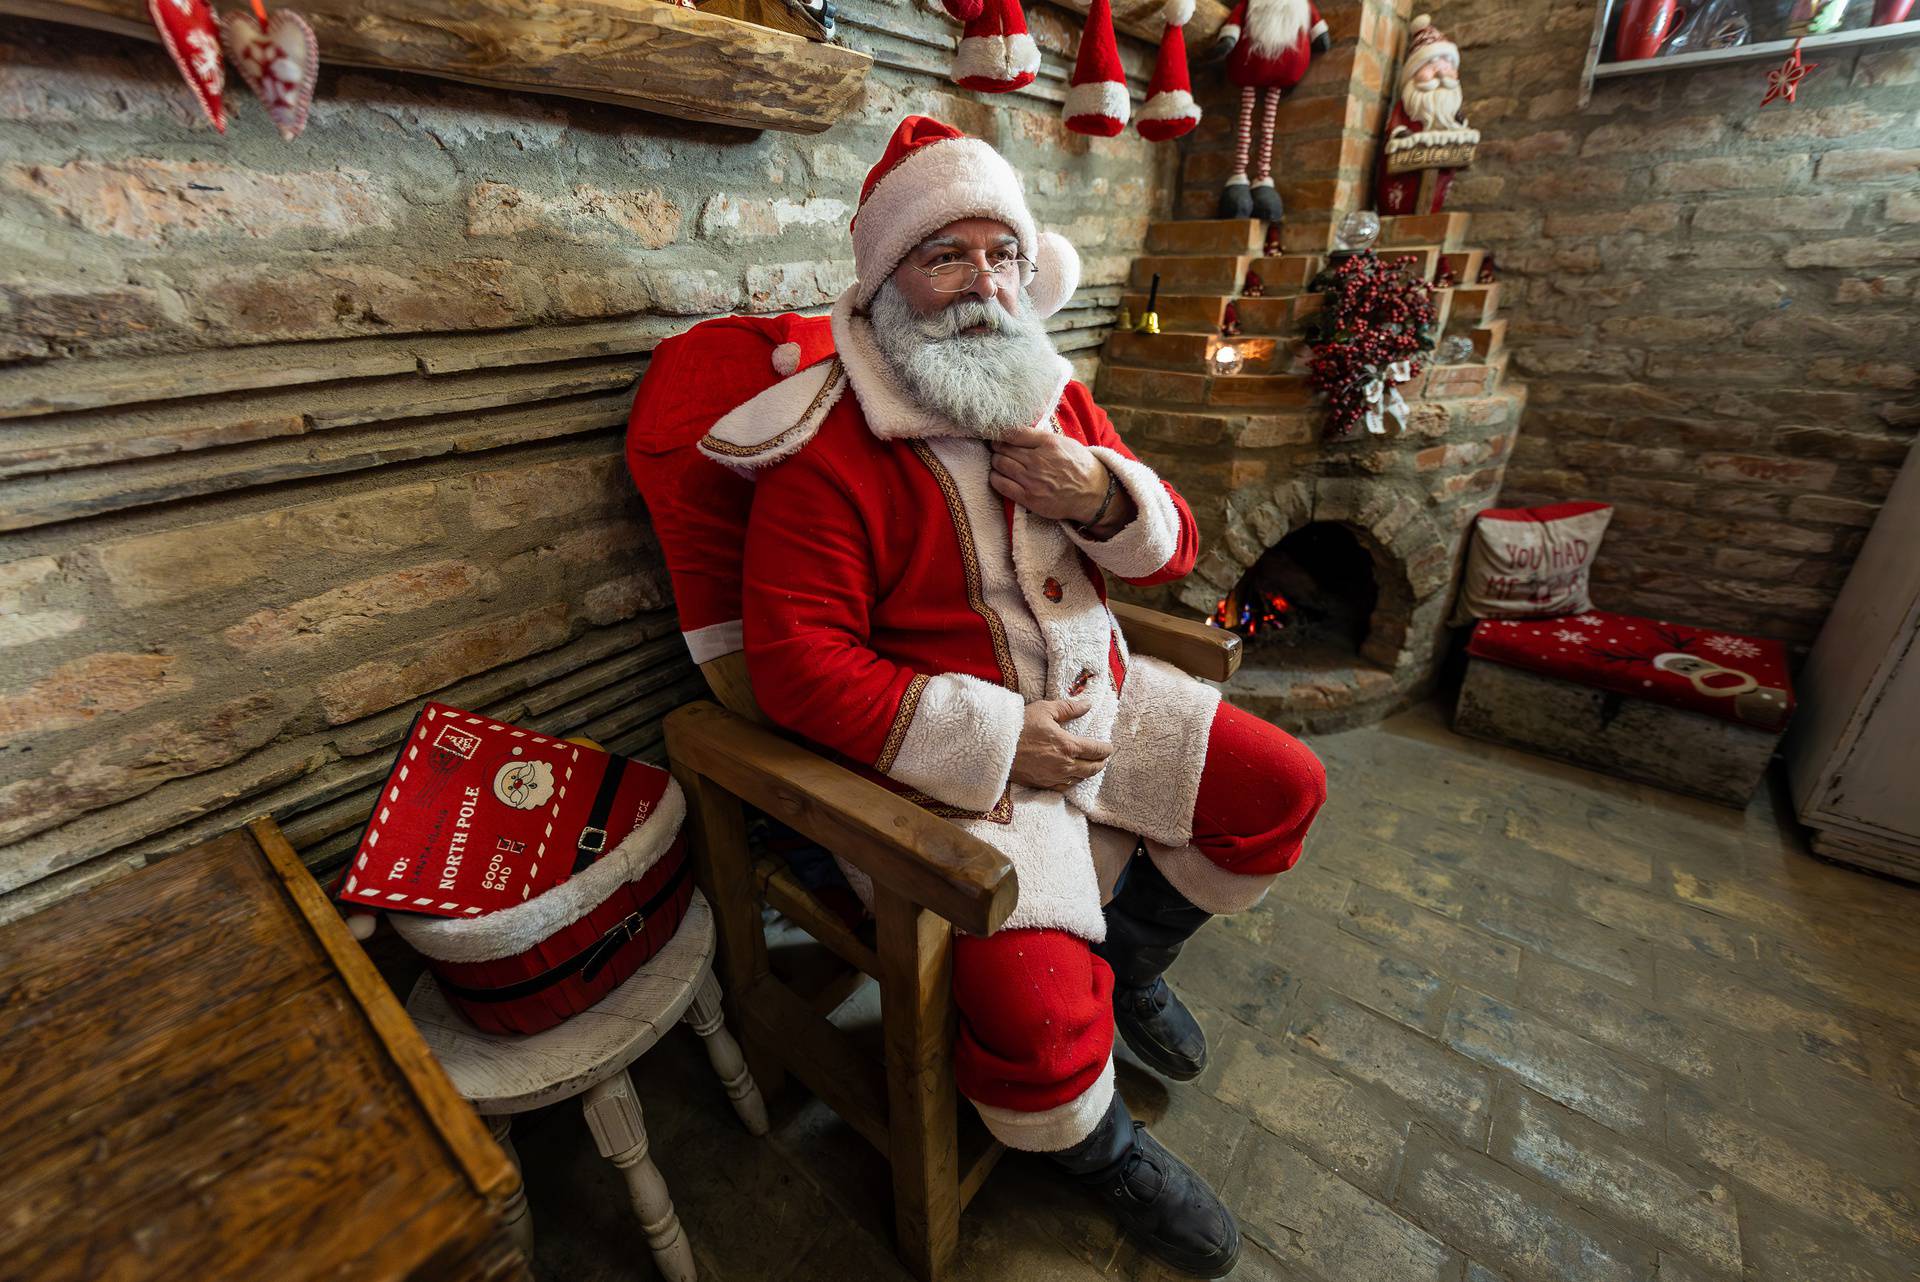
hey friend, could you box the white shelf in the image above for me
[1578,2,1920,104]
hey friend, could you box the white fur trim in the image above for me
[924,437,1048,697]
[698,358,846,470]
[952,31,1040,86]
[1246,0,1310,54]
[771,341,801,376]
[852,137,1037,311]
[1066,447,1182,581]
[966,788,1108,940]
[1253,177,1276,191]
[1082,655,1218,848]
[683,619,743,663]
[1137,89,1200,124]
[1029,229,1080,321]
[1311,16,1330,39]
[1163,0,1195,24]
[971,1054,1115,1151]
[1218,21,1241,42]
[887,671,1025,813]
[1148,838,1275,914]
[1223,172,1250,187]
[831,289,1073,442]
[392,777,687,963]
[1063,78,1131,128]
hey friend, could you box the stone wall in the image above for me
[0,4,1179,919]
[1386,2,1918,645]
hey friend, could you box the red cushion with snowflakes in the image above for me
[1467,610,1794,731]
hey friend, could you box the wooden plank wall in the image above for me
[0,8,1179,922]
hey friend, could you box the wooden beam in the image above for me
[665,702,1017,938]
[2,0,873,135]
[1046,0,1229,47]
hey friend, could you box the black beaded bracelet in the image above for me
[1078,468,1120,532]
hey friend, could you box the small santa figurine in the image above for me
[1375,14,1480,216]
[1210,0,1331,224]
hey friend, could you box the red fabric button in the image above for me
[1043,577,1063,602]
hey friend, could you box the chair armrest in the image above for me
[1111,601,1241,682]
[665,701,1017,938]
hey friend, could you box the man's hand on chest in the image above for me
[989,425,1137,537]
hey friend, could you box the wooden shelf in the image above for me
[1580,0,1920,104]
[2,0,874,134]
[1051,0,1230,46]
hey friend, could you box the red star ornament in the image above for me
[1761,39,1816,106]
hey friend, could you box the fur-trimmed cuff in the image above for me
[883,672,1024,814]
[1067,447,1182,580]
[1147,839,1275,915]
[970,1056,1115,1152]
[1310,17,1329,37]
[683,620,743,663]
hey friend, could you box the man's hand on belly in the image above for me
[1010,697,1113,792]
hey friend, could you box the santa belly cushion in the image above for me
[338,702,692,1035]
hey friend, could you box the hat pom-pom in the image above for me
[1028,230,1080,320]
[1163,0,1195,23]
[1410,13,1432,30]
[771,341,801,377]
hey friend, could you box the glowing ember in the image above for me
[1210,586,1292,640]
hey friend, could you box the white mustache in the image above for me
[915,297,1007,339]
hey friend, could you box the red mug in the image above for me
[1616,0,1687,59]
[1873,0,1913,23]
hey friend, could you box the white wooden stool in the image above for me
[406,891,766,1282]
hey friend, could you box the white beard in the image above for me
[1245,0,1310,55]
[1401,76,1464,131]
[867,280,1063,440]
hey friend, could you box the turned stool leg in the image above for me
[485,1115,536,1260]
[582,1070,697,1282]
[686,969,770,1136]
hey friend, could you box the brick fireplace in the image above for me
[1101,210,1527,733]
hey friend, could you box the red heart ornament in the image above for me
[147,0,226,131]
[221,5,320,140]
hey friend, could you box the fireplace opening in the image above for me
[1211,523,1379,665]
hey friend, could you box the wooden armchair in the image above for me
[663,602,1240,1282]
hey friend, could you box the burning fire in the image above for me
[1210,586,1291,639]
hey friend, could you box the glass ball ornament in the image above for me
[1438,335,1476,365]
[1211,343,1245,376]
[1336,211,1381,252]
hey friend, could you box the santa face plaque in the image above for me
[337,702,668,919]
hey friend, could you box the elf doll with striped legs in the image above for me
[1209,0,1331,223]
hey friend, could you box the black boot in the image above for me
[1250,178,1284,226]
[1095,857,1211,1081]
[1217,176,1253,219]
[1051,1093,1241,1278]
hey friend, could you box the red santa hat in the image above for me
[850,114,1080,319]
[1398,14,1460,89]
[1135,0,1200,142]
[1062,0,1129,137]
[944,0,1041,93]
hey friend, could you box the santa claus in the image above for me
[697,116,1326,1278]
[1374,14,1480,216]
[1210,0,1332,222]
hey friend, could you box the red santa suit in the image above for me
[694,118,1327,1152]
[1221,0,1327,90]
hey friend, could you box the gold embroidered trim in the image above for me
[908,440,1021,696]
[874,672,928,775]
[700,360,845,459]
[902,786,1016,825]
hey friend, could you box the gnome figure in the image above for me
[1375,14,1479,215]
[1210,0,1331,223]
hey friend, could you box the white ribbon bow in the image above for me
[1362,360,1413,435]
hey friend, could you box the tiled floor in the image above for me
[509,703,1920,1281]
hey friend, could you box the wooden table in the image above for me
[407,890,768,1282]
[0,818,529,1282]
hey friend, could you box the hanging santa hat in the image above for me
[848,115,1079,318]
[1135,0,1200,142]
[1397,14,1460,90]
[944,0,1040,93]
[1063,0,1129,137]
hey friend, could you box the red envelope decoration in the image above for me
[221,2,320,140]
[147,0,226,131]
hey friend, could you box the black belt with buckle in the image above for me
[434,855,692,1004]
[573,753,630,875]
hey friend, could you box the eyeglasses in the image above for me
[909,255,1039,293]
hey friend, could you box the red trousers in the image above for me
[952,700,1325,1149]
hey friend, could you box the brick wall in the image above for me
[1398,4,1919,644]
[0,8,1178,918]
